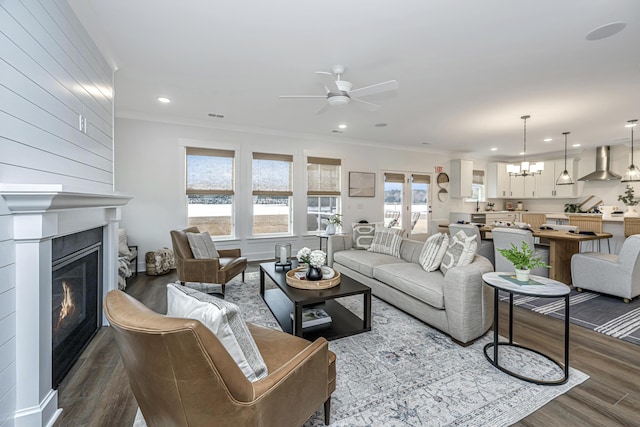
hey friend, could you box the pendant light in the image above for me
[507,115,544,177]
[556,132,574,185]
[622,119,640,182]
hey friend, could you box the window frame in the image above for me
[306,156,342,233]
[251,152,294,236]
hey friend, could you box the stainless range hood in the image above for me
[578,146,622,181]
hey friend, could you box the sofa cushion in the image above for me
[186,231,220,259]
[373,262,447,309]
[334,249,406,278]
[352,223,379,250]
[166,283,268,382]
[440,230,477,276]
[368,226,402,257]
[419,233,449,272]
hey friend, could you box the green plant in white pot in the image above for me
[497,242,550,282]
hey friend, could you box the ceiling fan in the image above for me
[279,65,399,114]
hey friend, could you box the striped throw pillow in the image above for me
[367,226,403,257]
[419,233,449,272]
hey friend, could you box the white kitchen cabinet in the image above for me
[486,163,510,198]
[450,159,473,198]
[536,158,578,198]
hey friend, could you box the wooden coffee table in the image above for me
[259,261,371,341]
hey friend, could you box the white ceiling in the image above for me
[69,0,640,160]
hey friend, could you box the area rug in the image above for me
[134,272,588,427]
[499,289,640,346]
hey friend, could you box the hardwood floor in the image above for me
[54,265,640,426]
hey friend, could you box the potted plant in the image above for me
[617,185,639,217]
[325,213,343,235]
[497,242,550,282]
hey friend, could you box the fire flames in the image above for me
[56,281,76,330]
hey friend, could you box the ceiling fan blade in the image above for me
[279,95,327,98]
[349,80,399,98]
[315,103,330,115]
[351,97,381,112]
[315,71,340,92]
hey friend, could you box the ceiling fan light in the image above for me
[327,95,350,107]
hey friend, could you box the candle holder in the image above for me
[274,243,292,270]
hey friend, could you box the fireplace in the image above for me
[51,227,103,388]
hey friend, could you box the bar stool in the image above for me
[568,215,609,253]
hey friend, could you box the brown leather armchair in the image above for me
[105,290,336,426]
[170,226,247,295]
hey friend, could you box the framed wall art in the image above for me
[349,172,375,197]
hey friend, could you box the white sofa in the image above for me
[327,235,494,345]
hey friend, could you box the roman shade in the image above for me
[186,147,235,195]
[307,156,341,196]
[252,152,293,196]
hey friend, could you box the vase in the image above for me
[624,205,639,217]
[306,266,323,281]
[326,223,336,235]
[515,268,530,282]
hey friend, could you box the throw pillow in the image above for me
[186,231,220,259]
[367,226,403,258]
[439,230,478,276]
[419,232,449,272]
[118,229,131,257]
[166,283,268,382]
[352,223,378,250]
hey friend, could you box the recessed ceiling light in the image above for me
[157,97,171,103]
[490,147,498,151]
[544,138,552,142]
[374,123,388,127]
[338,124,347,129]
[585,22,627,41]
[519,152,525,155]
[572,143,581,147]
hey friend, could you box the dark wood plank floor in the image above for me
[54,265,640,426]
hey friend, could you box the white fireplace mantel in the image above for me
[0,183,132,213]
[2,183,132,427]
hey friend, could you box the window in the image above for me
[252,152,293,235]
[410,174,430,235]
[465,170,486,202]
[306,157,341,232]
[186,148,234,237]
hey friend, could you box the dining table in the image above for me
[479,226,613,285]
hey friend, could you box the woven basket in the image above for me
[285,267,341,290]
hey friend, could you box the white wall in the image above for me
[0,1,113,425]
[114,117,454,263]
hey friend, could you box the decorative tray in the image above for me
[285,267,341,290]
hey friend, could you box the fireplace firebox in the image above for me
[51,227,103,388]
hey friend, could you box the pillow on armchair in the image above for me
[166,283,267,382]
[186,231,220,258]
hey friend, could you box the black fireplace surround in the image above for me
[51,227,103,388]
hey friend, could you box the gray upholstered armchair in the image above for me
[492,228,550,278]
[571,235,640,302]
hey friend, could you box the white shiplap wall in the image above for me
[0,1,113,425]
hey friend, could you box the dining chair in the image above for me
[521,213,547,229]
[624,217,640,238]
[568,215,609,253]
[492,228,550,278]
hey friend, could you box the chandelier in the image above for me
[621,119,640,183]
[507,115,544,177]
